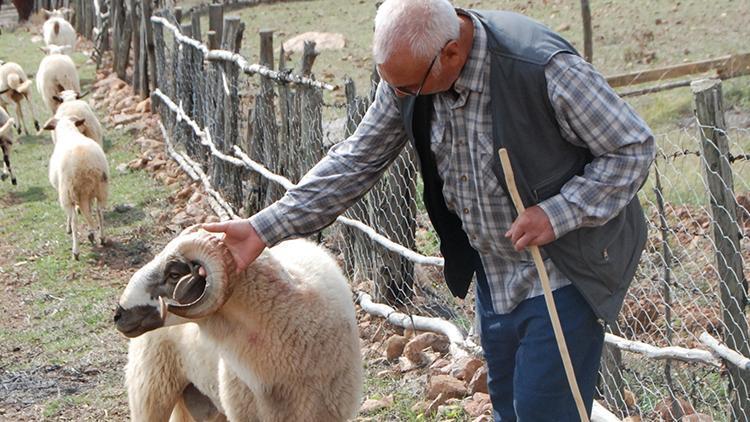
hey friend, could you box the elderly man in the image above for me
[205,0,655,419]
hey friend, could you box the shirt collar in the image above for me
[452,8,488,93]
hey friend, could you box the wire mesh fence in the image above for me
[148,12,750,421]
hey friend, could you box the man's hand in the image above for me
[202,220,266,273]
[505,205,555,252]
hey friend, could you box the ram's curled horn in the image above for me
[166,231,235,319]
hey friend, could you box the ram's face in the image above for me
[114,227,232,338]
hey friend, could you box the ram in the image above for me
[0,61,40,135]
[44,115,108,259]
[115,228,362,421]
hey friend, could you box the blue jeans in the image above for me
[475,266,604,421]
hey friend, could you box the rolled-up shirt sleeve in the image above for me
[538,53,656,238]
[250,80,408,246]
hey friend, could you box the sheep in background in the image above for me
[43,115,108,260]
[0,106,17,185]
[54,90,102,146]
[36,52,80,114]
[0,61,40,135]
[42,8,76,53]
[114,229,363,421]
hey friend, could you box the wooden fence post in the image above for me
[245,29,278,215]
[151,17,166,116]
[340,78,372,280]
[219,16,245,209]
[208,3,223,47]
[191,12,202,44]
[692,78,750,421]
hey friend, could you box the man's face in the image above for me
[377,42,459,98]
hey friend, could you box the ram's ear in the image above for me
[42,9,51,19]
[52,94,63,103]
[74,118,86,127]
[77,90,90,99]
[39,46,50,54]
[43,117,58,131]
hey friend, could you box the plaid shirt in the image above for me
[250,10,655,315]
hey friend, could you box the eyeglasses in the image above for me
[392,52,440,97]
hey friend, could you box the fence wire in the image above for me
[151,18,750,421]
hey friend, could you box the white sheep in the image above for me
[0,61,40,135]
[0,106,17,185]
[36,52,80,114]
[114,229,363,421]
[54,90,102,146]
[43,114,108,259]
[42,9,76,53]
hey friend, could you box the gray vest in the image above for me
[398,10,647,324]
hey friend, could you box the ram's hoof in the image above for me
[11,178,17,186]
[73,252,80,261]
[34,120,40,132]
[88,232,95,244]
[100,237,106,246]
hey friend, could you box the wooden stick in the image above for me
[498,148,590,422]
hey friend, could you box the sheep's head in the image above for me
[114,226,236,338]
[52,89,86,105]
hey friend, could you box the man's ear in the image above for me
[43,117,58,131]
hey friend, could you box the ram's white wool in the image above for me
[118,230,362,421]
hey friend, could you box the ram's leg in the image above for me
[14,100,29,136]
[69,206,79,260]
[218,360,259,422]
[24,95,40,132]
[126,339,188,422]
[1,143,16,185]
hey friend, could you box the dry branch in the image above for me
[607,53,750,88]
[700,332,750,372]
[605,333,721,367]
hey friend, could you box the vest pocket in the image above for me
[577,210,629,293]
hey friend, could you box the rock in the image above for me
[451,357,484,381]
[185,202,204,217]
[135,98,152,113]
[175,186,194,201]
[127,158,147,170]
[464,392,492,418]
[425,392,448,416]
[116,163,129,174]
[624,388,636,408]
[204,215,220,224]
[403,332,450,364]
[147,159,167,171]
[468,365,488,395]
[282,32,346,53]
[113,113,140,126]
[113,203,135,213]
[358,395,392,414]
[623,417,642,422]
[429,358,451,372]
[426,375,467,401]
[555,23,571,32]
[654,397,695,421]
[471,415,493,422]
[410,401,430,415]
[172,211,194,227]
[384,335,408,361]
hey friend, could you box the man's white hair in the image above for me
[373,0,459,70]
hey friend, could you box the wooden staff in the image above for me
[498,148,590,422]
